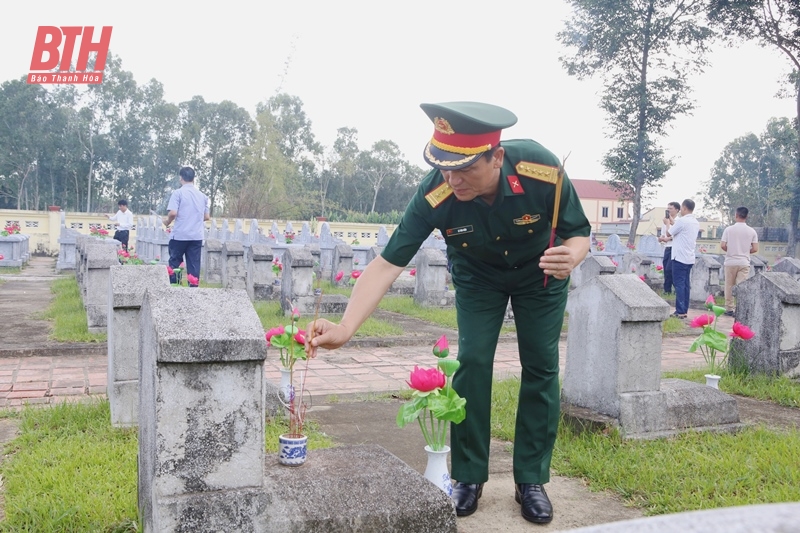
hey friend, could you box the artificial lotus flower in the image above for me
[730,322,755,340]
[351,270,362,279]
[690,314,715,328]
[407,366,446,393]
[187,274,199,286]
[409,268,416,276]
[639,275,646,282]
[335,270,344,282]
[294,329,306,345]
[705,295,715,308]
[265,326,285,345]
[0,254,4,261]
[167,266,174,276]
[656,265,663,271]
[397,335,466,451]
[291,307,301,320]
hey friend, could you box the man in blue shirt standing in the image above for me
[162,166,210,286]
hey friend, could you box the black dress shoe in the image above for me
[515,483,553,524]
[452,481,483,517]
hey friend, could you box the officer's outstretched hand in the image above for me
[305,318,351,358]
[539,245,580,280]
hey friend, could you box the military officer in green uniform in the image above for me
[309,102,590,524]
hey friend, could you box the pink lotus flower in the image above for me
[433,334,449,358]
[335,271,344,282]
[409,268,416,276]
[351,270,362,279]
[155,256,160,261]
[690,314,715,328]
[292,307,301,320]
[656,265,663,271]
[180,262,185,268]
[705,295,715,308]
[407,366,445,393]
[294,329,306,345]
[167,266,174,276]
[187,274,199,286]
[639,275,646,282]
[0,254,4,261]
[265,326,285,345]
[730,322,755,340]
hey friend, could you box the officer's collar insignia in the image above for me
[516,161,559,184]
[513,214,540,225]
[507,175,524,194]
[424,181,454,208]
[434,117,455,135]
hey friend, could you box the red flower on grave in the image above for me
[167,266,174,276]
[409,268,416,276]
[335,271,344,282]
[639,275,646,282]
[656,265,663,271]
[187,274,199,286]
[351,270,362,279]
[730,322,755,340]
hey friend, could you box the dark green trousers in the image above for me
[450,257,567,484]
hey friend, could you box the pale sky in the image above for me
[3,0,796,216]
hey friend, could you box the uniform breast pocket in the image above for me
[510,213,545,242]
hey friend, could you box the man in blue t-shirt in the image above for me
[162,166,210,286]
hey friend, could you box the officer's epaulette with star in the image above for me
[515,161,559,184]
[424,181,454,208]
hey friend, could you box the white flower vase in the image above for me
[279,368,293,403]
[278,434,308,466]
[705,374,721,389]
[423,445,453,496]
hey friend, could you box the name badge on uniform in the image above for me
[446,225,473,236]
[513,214,540,225]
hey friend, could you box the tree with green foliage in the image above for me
[559,0,715,244]
[707,0,800,255]
[704,117,797,226]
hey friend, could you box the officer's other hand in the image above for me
[539,245,579,280]
[305,318,350,356]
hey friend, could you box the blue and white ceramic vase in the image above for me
[279,434,308,466]
[423,445,452,496]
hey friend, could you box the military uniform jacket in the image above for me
[382,139,591,271]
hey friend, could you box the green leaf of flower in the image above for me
[437,359,460,377]
[711,305,726,317]
[427,388,467,424]
[396,396,428,428]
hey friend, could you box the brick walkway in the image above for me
[1,256,729,408]
[0,317,722,408]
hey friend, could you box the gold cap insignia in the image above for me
[434,117,455,135]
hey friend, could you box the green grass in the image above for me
[378,295,518,333]
[253,300,403,337]
[0,267,22,274]
[0,400,333,532]
[39,278,106,343]
[665,369,800,408]
[662,316,685,334]
[489,377,800,515]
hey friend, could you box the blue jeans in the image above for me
[672,260,693,315]
[168,239,202,286]
[662,247,673,293]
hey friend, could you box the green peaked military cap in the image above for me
[420,101,518,170]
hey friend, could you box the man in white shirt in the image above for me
[720,207,758,317]
[665,199,699,318]
[658,201,681,294]
[106,199,134,251]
